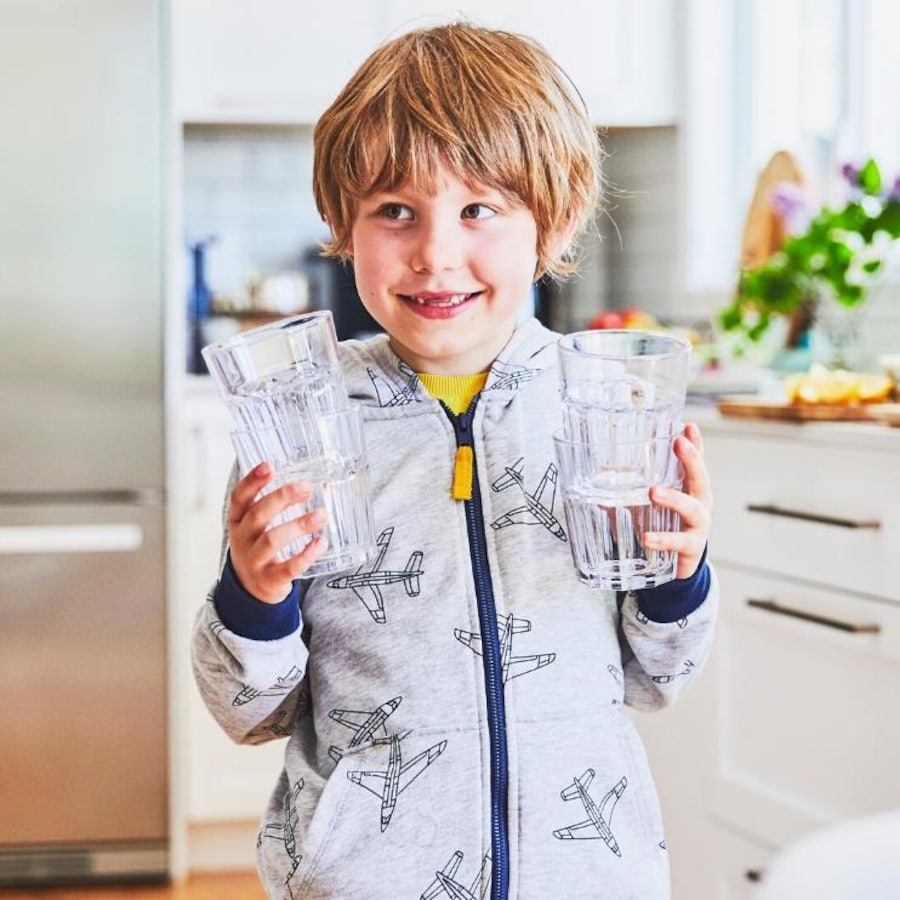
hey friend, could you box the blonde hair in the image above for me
[312,22,603,280]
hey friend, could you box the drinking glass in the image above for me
[202,311,347,427]
[230,406,375,577]
[557,330,691,443]
[553,431,684,590]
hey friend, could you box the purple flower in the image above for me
[840,161,861,186]
[888,175,900,202]
[769,182,813,235]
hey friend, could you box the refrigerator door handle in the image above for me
[0,524,144,554]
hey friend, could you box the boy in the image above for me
[193,22,716,900]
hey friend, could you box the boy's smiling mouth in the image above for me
[399,291,482,315]
[406,292,477,307]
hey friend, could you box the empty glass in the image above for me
[230,406,375,577]
[202,311,347,427]
[554,329,691,589]
[201,312,375,577]
[558,330,691,407]
[553,432,684,590]
[558,330,691,446]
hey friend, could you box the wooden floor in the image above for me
[0,872,265,900]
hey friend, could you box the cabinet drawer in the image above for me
[705,433,900,600]
[713,565,900,847]
[707,823,772,900]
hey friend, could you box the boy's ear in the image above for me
[544,210,582,266]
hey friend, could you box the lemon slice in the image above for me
[854,373,894,403]
[783,373,804,402]
[795,380,822,404]
[816,369,858,404]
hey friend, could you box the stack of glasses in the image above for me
[201,311,376,577]
[553,330,691,591]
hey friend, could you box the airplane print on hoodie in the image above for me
[455,612,556,683]
[553,770,628,857]
[326,526,424,623]
[490,457,567,542]
[367,360,420,407]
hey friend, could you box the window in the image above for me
[682,0,899,300]
[742,0,899,198]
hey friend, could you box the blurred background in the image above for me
[1,1,899,898]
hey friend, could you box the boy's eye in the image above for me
[379,202,413,220]
[461,203,495,220]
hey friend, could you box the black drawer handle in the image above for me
[747,598,881,634]
[745,868,764,883]
[746,503,881,530]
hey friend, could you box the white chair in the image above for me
[755,810,900,900]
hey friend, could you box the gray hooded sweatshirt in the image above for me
[192,318,718,900]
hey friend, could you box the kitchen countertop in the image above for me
[690,403,900,453]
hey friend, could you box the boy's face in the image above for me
[349,164,540,375]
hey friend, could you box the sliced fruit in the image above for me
[854,373,894,403]
[785,364,890,406]
[815,369,858,404]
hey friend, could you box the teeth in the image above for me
[408,294,471,308]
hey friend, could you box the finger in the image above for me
[229,462,275,523]
[247,480,317,532]
[682,421,704,456]
[643,525,704,553]
[673,434,712,507]
[648,487,711,542]
[236,508,329,602]
[260,507,328,557]
[648,483,701,523]
[285,534,330,579]
[257,533,330,595]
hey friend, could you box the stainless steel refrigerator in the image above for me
[0,0,168,885]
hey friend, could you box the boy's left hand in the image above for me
[645,422,713,580]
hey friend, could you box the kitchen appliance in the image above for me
[302,250,382,341]
[0,0,168,886]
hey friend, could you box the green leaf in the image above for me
[718,304,744,332]
[862,259,883,275]
[858,159,882,194]
[834,283,864,306]
[876,201,900,237]
[747,313,770,342]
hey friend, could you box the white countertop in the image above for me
[689,403,900,453]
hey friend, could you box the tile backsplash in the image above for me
[560,126,681,331]
[182,124,328,299]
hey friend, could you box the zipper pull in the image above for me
[451,409,474,501]
[452,445,474,500]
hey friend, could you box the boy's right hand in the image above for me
[227,462,329,603]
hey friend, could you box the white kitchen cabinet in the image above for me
[686,820,773,900]
[170,0,382,123]
[383,0,676,126]
[630,416,900,899]
[712,566,900,843]
[169,388,285,826]
[707,429,900,602]
[172,1,676,126]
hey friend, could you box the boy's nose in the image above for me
[410,220,464,273]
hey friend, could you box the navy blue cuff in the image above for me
[635,546,710,624]
[213,553,301,640]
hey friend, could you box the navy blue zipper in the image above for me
[443,397,509,900]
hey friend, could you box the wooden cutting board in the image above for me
[716,398,880,422]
